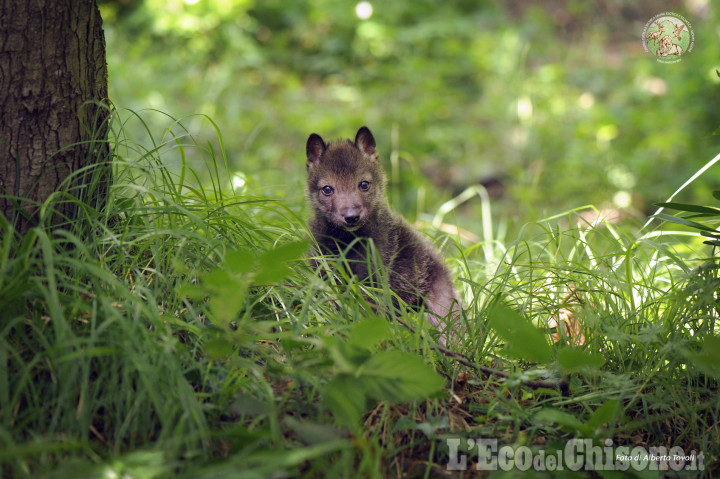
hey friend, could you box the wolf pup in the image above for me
[306,126,461,338]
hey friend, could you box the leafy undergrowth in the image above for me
[1,116,718,478]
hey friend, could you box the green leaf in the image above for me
[202,267,231,289]
[712,190,720,201]
[258,240,309,265]
[323,350,445,429]
[224,248,256,273]
[653,213,718,233]
[254,264,293,284]
[586,399,622,430]
[346,316,392,350]
[282,239,310,259]
[178,283,206,301]
[255,240,309,284]
[203,268,248,323]
[534,408,587,434]
[323,375,368,429]
[326,337,371,372]
[683,336,720,379]
[283,416,345,445]
[360,350,445,401]
[655,202,720,217]
[557,348,605,373]
[204,337,235,360]
[487,303,553,364]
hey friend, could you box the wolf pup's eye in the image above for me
[358,180,370,191]
[321,185,334,196]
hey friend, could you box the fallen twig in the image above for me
[395,317,570,396]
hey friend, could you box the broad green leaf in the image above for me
[202,267,237,289]
[203,268,248,323]
[323,348,444,429]
[326,338,371,373]
[534,408,587,434]
[203,337,235,360]
[360,350,445,401]
[260,240,309,263]
[224,248,256,273]
[346,316,392,350]
[557,348,605,373]
[209,291,246,324]
[683,336,720,379]
[254,264,293,284]
[283,416,345,445]
[323,375,368,429]
[178,283,206,301]
[487,303,553,364]
[255,240,309,284]
[586,399,622,430]
[209,270,247,315]
[712,190,720,201]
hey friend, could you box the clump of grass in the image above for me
[405,186,719,474]
[0,110,294,477]
[1,111,718,478]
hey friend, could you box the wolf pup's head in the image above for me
[306,126,386,231]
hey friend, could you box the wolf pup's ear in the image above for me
[354,126,377,160]
[306,133,326,167]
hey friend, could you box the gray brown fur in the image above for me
[305,126,460,332]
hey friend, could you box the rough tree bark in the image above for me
[0,0,109,232]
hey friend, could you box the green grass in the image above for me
[1,112,718,478]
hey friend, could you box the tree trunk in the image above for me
[0,0,109,232]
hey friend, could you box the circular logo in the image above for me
[642,12,694,63]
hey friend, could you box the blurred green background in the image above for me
[99,0,720,233]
